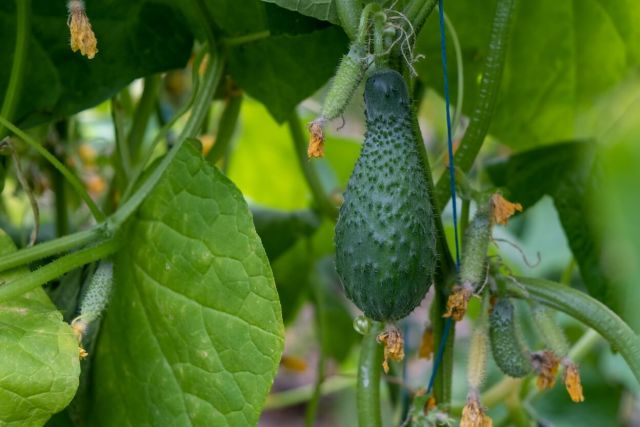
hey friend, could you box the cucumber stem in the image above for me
[0,239,119,303]
[434,0,518,211]
[357,321,383,427]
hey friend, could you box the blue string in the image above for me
[426,0,460,395]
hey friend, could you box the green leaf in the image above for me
[417,0,640,148]
[261,0,339,24]
[90,141,284,425]
[0,230,80,426]
[0,0,193,127]
[228,26,348,122]
[251,205,321,262]
[487,141,615,313]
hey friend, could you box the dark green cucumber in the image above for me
[489,297,532,377]
[335,69,436,321]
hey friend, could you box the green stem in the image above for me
[206,93,243,163]
[0,227,104,273]
[507,276,640,383]
[0,116,105,222]
[111,95,132,187]
[434,0,518,211]
[411,0,438,37]
[443,11,464,135]
[287,112,338,221]
[223,30,271,47]
[110,46,224,228]
[460,198,470,237]
[305,340,326,427]
[430,289,456,404]
[335,0,363,41]
[357,321,383,427]
[0,238,119,302]
[121,48,208,202]
[128,75,162,165]
[0,0,30,139]
[410,74,456,405]
[265,376,355,410]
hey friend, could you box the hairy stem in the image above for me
[0,0,30,139]
[287,112,338,221]
[0,227,105,273]
[434,0,518,211]
[357,321,383,427]
[0,239,119,302]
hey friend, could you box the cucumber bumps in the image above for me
[335,69,436,321]
[490,298,532,377]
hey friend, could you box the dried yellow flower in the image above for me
[490,193,522,225]
[67,0,98,59]
[443,285,474,321]
[563,361,584,402]
[418,325,434,359]
[460,395,492,427]
[307,121,325,158]
[377,327,404,374]
[79,346,89,359]
[280,354,308,373]
[532,350,560,390]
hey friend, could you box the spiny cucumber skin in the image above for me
[489,298,533,378]
[335,69,436,322]
[460,211,492,286]
[80,262,113,322]
[321,43,368,121]
[532,305,569,357]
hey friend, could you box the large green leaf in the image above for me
[0,230,80,426]
[0,0,192,128]
[203,0,348,122]
[486,141,616,315]
[90,141,284,425]
[261,0,339,24]
[417,0,640,148]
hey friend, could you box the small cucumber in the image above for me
[335,69,436,321]
[460,209,492,287]
[489,297,532,377]
[79,261,113,323]
[531,304,569,357]
[320,43,369,121]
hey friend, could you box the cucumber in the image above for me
[79,261,113,324]
[489,298,532,377]
[460,209,492,287]
[335,69,436,321]
[531,304,569,357]
[320,43,369,121]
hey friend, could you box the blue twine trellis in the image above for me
[426,0,461,395]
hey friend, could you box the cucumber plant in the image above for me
[0,0,637,426]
